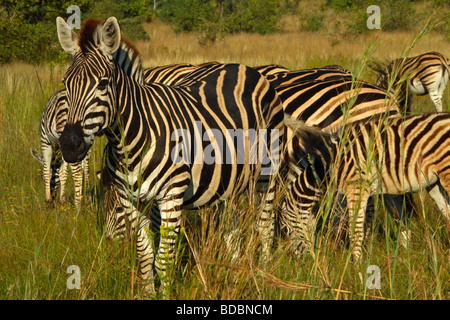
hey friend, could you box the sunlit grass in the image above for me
[0,15,449,300]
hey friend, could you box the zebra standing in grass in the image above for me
[372,51,450,112]
[56,17,284,295]
[30,90,89,208]
[272,77,403,254]
[287,112,450,261]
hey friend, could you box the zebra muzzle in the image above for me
[59,123,89,163]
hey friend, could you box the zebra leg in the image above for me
[112,192,156,295]
[135,217,155,295]
[346,188,370,262]
[283,167,322,255]
[70,162,83,208]
[382,194,415,248]
[155,195,185,299]
[428,181,450,231]
[429,94,443,112]
[58,159,68,205]
[83,150,90,190]
[40,144,54,204]
[257,176,277,263]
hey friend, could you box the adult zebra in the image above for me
[287,112,450,261]
[56,17,284,296]
[30,90,89,208]
[372,51,450,112]
[273,77,403,254]
[30,62,217,209]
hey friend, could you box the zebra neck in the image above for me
[113,41,144,84]
[106,69,159,169]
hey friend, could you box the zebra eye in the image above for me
[98,78,109,90]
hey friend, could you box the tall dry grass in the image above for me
[0,15,449,300]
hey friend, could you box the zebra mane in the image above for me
[78,18,144,84]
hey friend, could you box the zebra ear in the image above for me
[100,17,121,55]
[30,148,44,165]
[56,17,79,55]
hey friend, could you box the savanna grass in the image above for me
[0,15,449,300]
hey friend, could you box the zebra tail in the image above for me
[284,115,334,159]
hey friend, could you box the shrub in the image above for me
[159,0,282,44]
[0,18,60,64]
[0,0,152,64]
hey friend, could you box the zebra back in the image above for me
[253,64,290,76]
[372,51,450,112]
[265,66,352,89]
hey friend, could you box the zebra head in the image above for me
[56,17,124,163]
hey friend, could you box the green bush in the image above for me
[0,0,152,64]
[300,14,324,32]
[159,0,282,44]
[223,0,281,34]
[159,0,215,33]
[343,0,415,34]
[0,19,60,64]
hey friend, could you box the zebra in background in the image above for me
[286,112,450,261]
[56,17,285,296]
[372,51,450,112]
[30,90,89,208]
[143,61,219,85]
[253,64,290,76]
[255,64,352,87]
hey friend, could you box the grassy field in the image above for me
[0,12,450,300]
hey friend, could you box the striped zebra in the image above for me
[31,61,215,209]
[274,77,403,254]
[372,51,450,112]
[56,17,284,296]
[30,90,89,208]
[287,112,450,261]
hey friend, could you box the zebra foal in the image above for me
[30,90,89,208]
[287,112,450,261]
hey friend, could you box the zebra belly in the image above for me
[380,169,438,194]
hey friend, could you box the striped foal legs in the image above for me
[70,162,83,208]
[58,160,68,204]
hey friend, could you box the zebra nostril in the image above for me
[59,123,87,163]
